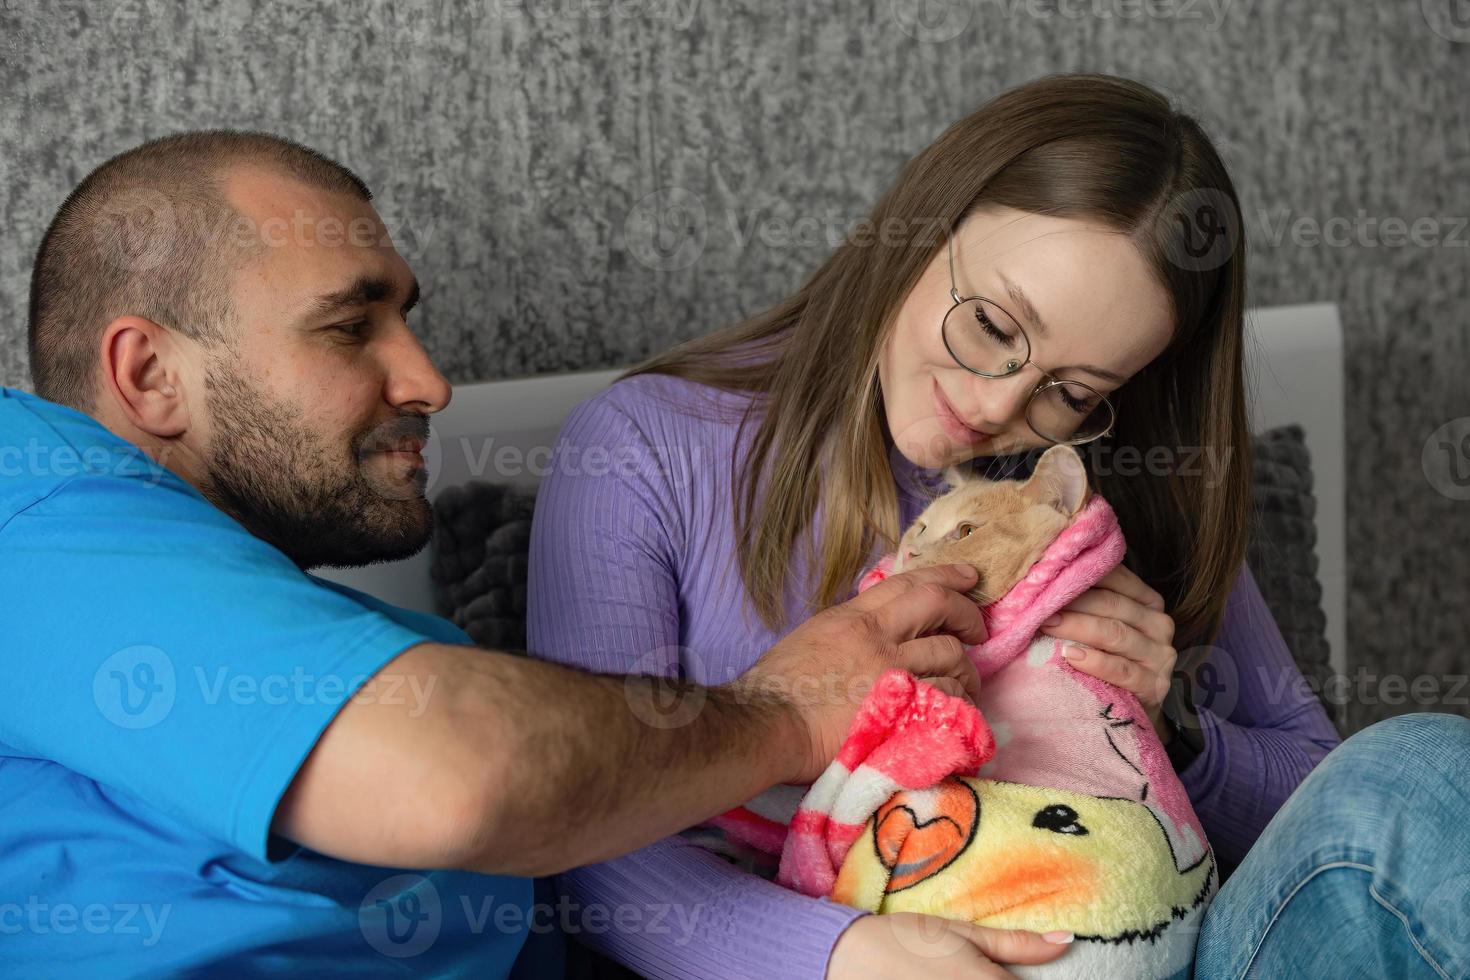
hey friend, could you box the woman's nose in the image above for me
[967,370,1036,427]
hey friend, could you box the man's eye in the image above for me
[333,321,370,338]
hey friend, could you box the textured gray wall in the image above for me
[3,0,1467,731]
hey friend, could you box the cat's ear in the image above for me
[1019,446,1090,516]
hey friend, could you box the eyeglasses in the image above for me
[941,231,1116,446]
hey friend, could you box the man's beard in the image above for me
[196,358,433,570]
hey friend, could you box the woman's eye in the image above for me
[973,306,1016,348]
[1060,388,1097,415]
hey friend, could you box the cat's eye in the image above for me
[915,523,926,536]
[942,521,981,543]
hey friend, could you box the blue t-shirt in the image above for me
[0,386,562,977]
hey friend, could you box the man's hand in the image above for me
[735,563,988,784]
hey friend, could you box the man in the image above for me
[2,131,1005,976]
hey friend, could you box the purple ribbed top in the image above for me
[525,373,1341,980]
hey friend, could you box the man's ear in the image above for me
[1019,446,1090,516]
[100,315,191,438]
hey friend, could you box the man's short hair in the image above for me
[27,130,373,413]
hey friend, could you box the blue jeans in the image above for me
[1194,713,1470,979]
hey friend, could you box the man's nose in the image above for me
[382,330,452,415]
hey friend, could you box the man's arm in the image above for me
[275,640,803,876]
[273,563,987,878]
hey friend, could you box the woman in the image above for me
[527,73,1469,978]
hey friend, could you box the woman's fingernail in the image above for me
[1043,614,1062,626]
[1062,644,1085,660]
[1042,931,1075,944]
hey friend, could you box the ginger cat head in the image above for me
[894,445,1092,605]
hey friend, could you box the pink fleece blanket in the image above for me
[707,495,1214,975]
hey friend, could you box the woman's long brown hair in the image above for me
[621,72,1251,655]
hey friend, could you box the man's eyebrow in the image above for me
[996,272,1128,385]
[305,274,420,320]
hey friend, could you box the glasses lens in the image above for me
[1027,381,1114,444]
[942,299,1030,377]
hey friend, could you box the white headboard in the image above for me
[317,302,1346,674]
[1239,302,1347,674]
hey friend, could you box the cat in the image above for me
[826,444,1216,979]
[893,443,1091,604]
[704,445,1216,980]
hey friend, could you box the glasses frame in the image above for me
[941,231,1116,447]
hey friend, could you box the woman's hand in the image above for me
[1037,563,1178,740]
[827,912,1072,979]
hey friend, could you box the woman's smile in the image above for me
[931,376,994,448]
